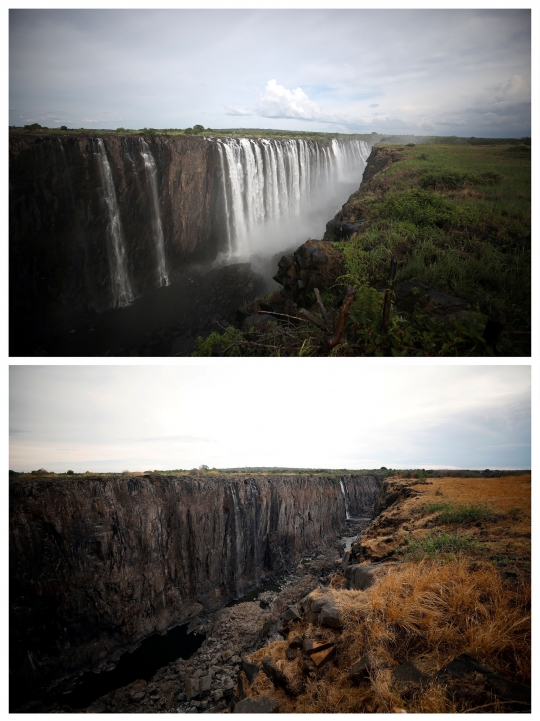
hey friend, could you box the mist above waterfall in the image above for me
[216,137,370,283]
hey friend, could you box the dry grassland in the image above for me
[240,474,531,713]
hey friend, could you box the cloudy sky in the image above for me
[9,9,530,137]
[9,364,531,472]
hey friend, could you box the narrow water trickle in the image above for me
[139,138,169,287]
[94,138,134,307]
[339,478,371,522]
[230,485,243,590]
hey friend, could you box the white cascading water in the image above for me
[339,478,371,522]
[94,138,134,307]
[217,137,370,259]
[230,485,243,588]
[139,138,169,287]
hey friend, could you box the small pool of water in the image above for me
[342,536,358,551]
[226,582,281,609]
[41,623,204,711]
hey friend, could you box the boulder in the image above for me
[200,674,212,694]
[281,605,301,622]
[185,678,200,701]
[344,562,390,590]
[303,590,343,629]
[311,645,335,668]
[348,653,376,682]
[319,601,342,629]
[288,635,303,649]
[262,658,290,693]
[285,647,298,661]
[233,696,279,713]
[392,660,428,689]
[241,657,260,685]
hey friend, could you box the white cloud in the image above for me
[255,79,336,123]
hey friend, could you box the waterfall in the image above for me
[94,138,134,307]
[217,137,371,258]
[230,485,243,589]
[339,478,371,522]
[139,138,169,287]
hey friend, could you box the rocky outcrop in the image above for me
[272,240,345,306]
[9,472,382,699]
[323,144,402,241]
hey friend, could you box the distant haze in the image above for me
[9,365,531,472]
[9,9,530,137]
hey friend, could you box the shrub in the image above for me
[398,529,483,560]
[420,170,471,190]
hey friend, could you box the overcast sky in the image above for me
[9,364,530,472]
[9,9,530,137]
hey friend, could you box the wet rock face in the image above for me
[9,134,225,339]
[9,473,382,698]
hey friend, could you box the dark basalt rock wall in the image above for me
[340,474,384,516]
[9,473,382,698]
[9,134,225,339]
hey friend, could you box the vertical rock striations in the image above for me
[9,134,225,339]
[9,473,382,698]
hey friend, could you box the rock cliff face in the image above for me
[9,473,382,698]
[10,134,225,338]
[323,144,402,241]
[340,474,382,516]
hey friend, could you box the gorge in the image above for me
[9,472,383,709]
[10,134,370,355]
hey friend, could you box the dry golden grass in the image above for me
[243,558,530,712]
[238,475,530,713]
[378,474,531,561]
[336,558,530,680]
[422,474,530,512]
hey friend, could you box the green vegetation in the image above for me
[9,124,378,143]
[399,529,484,561]
[338,143,530,356]
[194,140,529,356]
[424,502,496,523]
